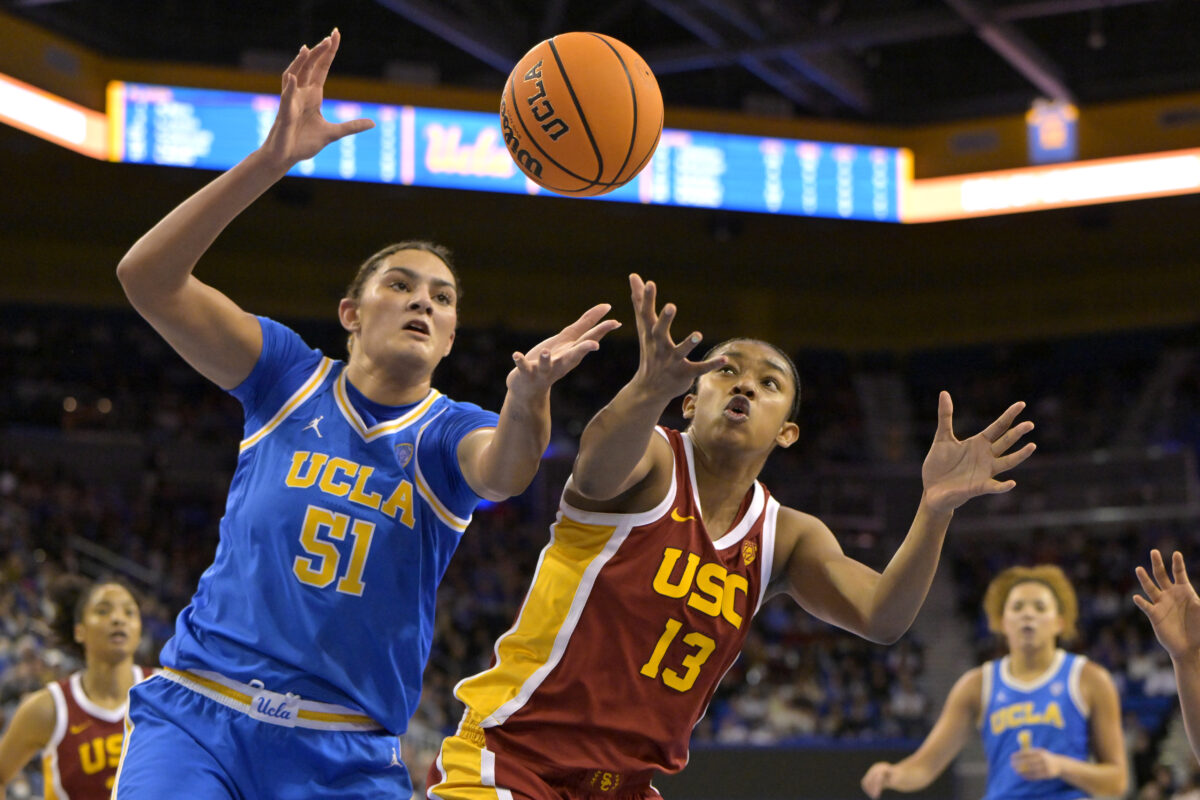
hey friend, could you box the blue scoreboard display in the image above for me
[108,82,903,222]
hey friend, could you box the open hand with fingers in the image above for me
[506,304,620,400]
[627,273,727,401]
[920,392,1035,515]
[1135,549,1200,661]
[260,29,375,170]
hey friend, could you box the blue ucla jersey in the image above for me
[980,650,1090,800]
[159,317,498,734]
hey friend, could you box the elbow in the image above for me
[862,621,909,646]
[1109,768,1129,797]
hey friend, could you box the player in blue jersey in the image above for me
[1135,549,1200,765]
[110,29,618,800]
[861,564,1126,800]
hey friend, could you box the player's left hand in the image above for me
[1011,747,1062,781]
[506,304,620,399]
[920,392,1035,515]
[1134,549,1200,661]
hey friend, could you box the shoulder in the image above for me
[772,505,836,557]
[6,686,56,743]
[1078,658,1119,698]
[947,667,985,714]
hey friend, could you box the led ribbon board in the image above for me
[106,81,904,223]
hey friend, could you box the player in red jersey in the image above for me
[428,274,1037,799]
[0,577,146,799]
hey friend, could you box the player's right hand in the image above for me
[861,762,895,798]
[627,273,726,400]
[260,29,374,169]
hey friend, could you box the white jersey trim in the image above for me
[999,649,1067,692]
[978,661,993,730]
[754,497,780,617]
[44,680,68,800]
[1068,654,1089,717]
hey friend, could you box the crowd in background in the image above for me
[1,305,1199,797]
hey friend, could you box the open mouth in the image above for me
[724,395,751,422]
[403,320,431,336]
[109,631,128,644]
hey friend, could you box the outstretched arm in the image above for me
[457,304,619,501]
[115,29,373,389]
[861,669,979,797]
[779,392,1035,643]
[0,689,54,786]
[1135,549,1200,763]
[567,274,726,504]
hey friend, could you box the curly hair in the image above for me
[982,564,1079,644]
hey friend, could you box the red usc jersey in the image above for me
[454,427,778,783]
[43,667,146,800]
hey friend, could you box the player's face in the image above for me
[344,249,458,374]
[75,584,141,662]
[1001,581,1063,650]
[682,341,798,453]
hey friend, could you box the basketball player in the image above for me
[1135,549,1200,764]
[861,565,1126,800]
[109,30,617,800]
[0,577,146,799]
[427,274,1036,799]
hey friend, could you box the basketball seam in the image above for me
[585,33,639,184]
[548,36,606,184]
[509,52,599,191]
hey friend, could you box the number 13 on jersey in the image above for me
[640,617,716,693]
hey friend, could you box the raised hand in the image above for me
[920,392,1035,515]
[628,273,726,400]
[261,29,375,168]
[506,304,620,399]
[1135,549,1200,660]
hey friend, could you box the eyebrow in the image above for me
[722,350,789,380]
[380,266,456,291]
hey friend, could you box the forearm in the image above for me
[570,379,670,499]
[866,496,954,642]
[1054,756,1127,797]
[1172,651,1200,763]
[116,148,290,302]
[472,388,552,500]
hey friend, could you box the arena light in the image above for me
[0,70,107,159]
[900,148,1200,223]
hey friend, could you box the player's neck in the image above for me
[1007,644,1058,679]
[81,658,137,708]
[344,358,434,406]
[689,445,763,538]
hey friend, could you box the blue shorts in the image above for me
[113,671,413,800]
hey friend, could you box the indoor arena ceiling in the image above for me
[4,0,1200,123]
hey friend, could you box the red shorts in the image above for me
[427,713,661,800]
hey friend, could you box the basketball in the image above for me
[500,32,664,197]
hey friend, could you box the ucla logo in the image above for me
[256,696,293,720]
[395,442,414,468]
[990,700,1064,734]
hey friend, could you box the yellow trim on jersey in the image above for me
[428,731,508,800]
[415,468,470,532]
[239,357,336,452]
[42,752,59,800]
[161,668,377,727]
[333,371,442,441]
[454,513,618,721]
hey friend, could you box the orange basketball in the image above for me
[500,32,663,197]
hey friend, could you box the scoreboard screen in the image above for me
[108,82,904,223]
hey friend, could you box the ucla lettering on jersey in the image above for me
[159,317,498,734]
[980,650,1090,800]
